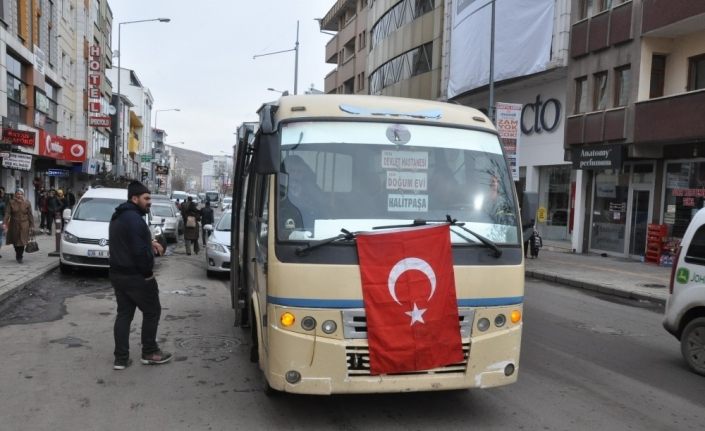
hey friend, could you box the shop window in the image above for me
[663,161,705,239]
[590,168,629,252]
[687,53,705,91]
[538,166,571,241]
[685,226,705,266]
[649,54,666,98]
[593,71,608,110]
[574,76,588,114]
[614,65,630,107]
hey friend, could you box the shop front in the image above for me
[662,159,705,238]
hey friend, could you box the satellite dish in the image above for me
[108,105,117,115]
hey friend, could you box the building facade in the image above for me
[565,0,705,257]
[367,0,443,99]
[322,0,370,94]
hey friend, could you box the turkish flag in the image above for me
[356,224,463,375]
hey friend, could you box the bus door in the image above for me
[246,173,271,350]
[232,133,253,324]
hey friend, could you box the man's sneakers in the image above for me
[141,350,174,365]
[113,358,133,370]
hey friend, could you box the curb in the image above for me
[526,269,667,306]
[0,260,60,303]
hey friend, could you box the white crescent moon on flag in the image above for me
[387,258,437,305]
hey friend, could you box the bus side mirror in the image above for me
[255,133,280,174]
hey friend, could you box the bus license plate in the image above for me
[88,250,109,257]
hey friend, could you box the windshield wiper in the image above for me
[295,229,356,256]
[374,215,502,258]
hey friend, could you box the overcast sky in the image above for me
[109,0,335,156]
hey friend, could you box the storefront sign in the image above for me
[88,44,104,121]
[140,154,152,162]
[88,116,111,128]
[155,165,169,175]
[2,128,36,147]
[537,207,547,223]
[47,168,70,177]
[521,95,561,134]
[2,152,32,171]
[571,145,624,170]
[496,102,522,181]
[39,131,87,162]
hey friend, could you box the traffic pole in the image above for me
[48,214,61,257]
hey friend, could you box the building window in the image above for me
[650,54,666,98]
[596,0,611,12]
[574,76,588,114]
[614,65,630,107]
[593,71,608,110]
[358,31,366,51]
[370,0,434,49]
[6,53,28,125]
[578,0,592,19]
[687,53,705,91]
[664,161,705,238]
[369,42,433,94]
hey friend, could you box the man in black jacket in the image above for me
[109,181,171,370]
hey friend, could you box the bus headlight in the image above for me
[477,318,491,332]
[280,312,295,327]
[510,310,522,324]
[301,316,316,331]
[321,320,337,334]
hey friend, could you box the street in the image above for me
[0,249,702,431]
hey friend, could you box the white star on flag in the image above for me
[405,302,427,325]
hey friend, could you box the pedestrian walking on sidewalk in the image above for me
[200,200,214,246]
[47,190,62,235]
[182,197,201,255]
[522,218,535,259]
[3,189,34,263]
[38,190,50,234]
[109,181,172,370]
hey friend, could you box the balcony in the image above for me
[320,0,356,31]
[642,0,705,36]
[326,37,339,64]
[634,89,705,144]
[324,69,338,93]
[565,107,627,146]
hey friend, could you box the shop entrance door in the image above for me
[627,188,651,256]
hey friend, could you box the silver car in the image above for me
[150,202,181,242]
[205,210,231,277]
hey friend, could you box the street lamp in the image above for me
[116,17,170,178]
[267,87,289,96]
[154,108,181,129]
[254,21,299,95]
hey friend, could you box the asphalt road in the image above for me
[0,250,702,430]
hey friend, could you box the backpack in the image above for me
[186,215,197,228]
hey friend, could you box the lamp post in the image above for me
[254,21,299,95]
[116,17,170,179]
[154,107,180,129]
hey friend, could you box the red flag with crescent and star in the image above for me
[356,224,463,375]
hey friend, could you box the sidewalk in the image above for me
[0,232,60,302]
[525,245,671,305]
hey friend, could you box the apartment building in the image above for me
[367,0,443,99]
[565,0,705,257]
[0,0,113,203]
[321,0,370,94]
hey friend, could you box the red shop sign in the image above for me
[2,128,36,147]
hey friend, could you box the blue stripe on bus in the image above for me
[266,296,523,309]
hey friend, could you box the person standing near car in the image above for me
[3,189,34,263]
[200,200,214,247]
[47,189,62,235]
[109,181,171,370]
[182,196,201,255]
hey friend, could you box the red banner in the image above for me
[356,224,463,375]
[39,131,87,162]
[2,128,36,147]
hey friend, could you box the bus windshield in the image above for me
[277,121,519,245]
[206,191,219,202]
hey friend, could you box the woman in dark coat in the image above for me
[182,199,201,255]
[3,189,34,263]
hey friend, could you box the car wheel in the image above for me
[680,317,705,376]
[59,261,71,274]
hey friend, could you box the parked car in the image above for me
[171,190,188,205]
[664,207,705,376]
[152,194,183,234]
[61,188,165,273]
[150,202,181,242]
[204,210,231,277]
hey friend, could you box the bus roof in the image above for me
[266,95,495,132]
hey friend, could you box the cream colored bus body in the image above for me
[244,95,524,395]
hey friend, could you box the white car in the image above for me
[60,188,125,273]
[204,210,231,277]
[664,207,705,376]
[60,187,163,273]
[221,197,233,210]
